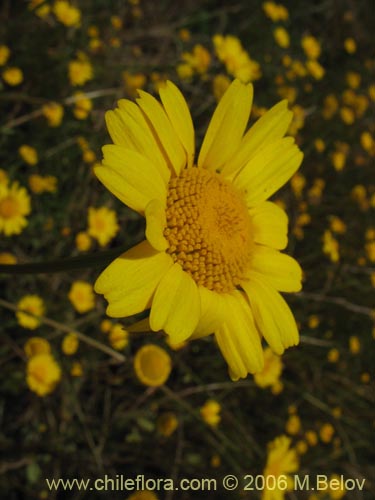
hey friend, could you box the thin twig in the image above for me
[296,292,373,317]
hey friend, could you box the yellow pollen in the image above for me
[164,167,253,292]
[0,196,20,219]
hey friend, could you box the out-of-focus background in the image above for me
[0,1,374,499]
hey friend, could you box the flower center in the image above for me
[0,196,19,219]
[164,167,253,292]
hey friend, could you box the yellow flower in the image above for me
[322,230,339,262]
[285,414,301,435]
[19,145,38,166]
[134,344,172,387]
[0,45,10,66]
[127,492,159,500]
[16,295,45,330]
[0,252,17,264]
[157,412,178,437]
[346,71,361,89]
[2,67,23,86]
[75,231,92,251]
[26,353,61,396]
[24,337,51,358]
[349,335,360,354]
[329,216,346,234]
[42,102,64,127]
[29,175,57,194]
[319,422,334,443]
[0,182,30,235]
[29,0,50,17]
[301,35,321,60]
[68,281,95,313]
[327,348,339,363]
[262,435,299,500]
[262,2,289,22]
[53,1,81,27]
[305,430,318,446]
[62,332,79,355]
[254,347,283,389]
[308,315,319,329]
[109,323,129,350]
[94,79,303,380]
[176,63,194,80]
[200,399,221,427]
[273,27,290,48]
[306,60,325,80]
[87,206,119,247]
[360,131,374,153]
[181,44,211,75]
[340,106,355,125]
[344,38,356,54]
[212,74,231,101]
[73,91,93,119]
[71,361,83,377]
[213,35,261,82]
[110,15,123,29]
[69,58,93,86]
[123,71,147,97]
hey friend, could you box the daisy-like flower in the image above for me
[0,182,31,236]
[94,79,303,380]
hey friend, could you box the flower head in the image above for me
[68,280,95,313]
[0,182,31,236]
[26,353,61,396]
[16,295,45,330]
[133,344,172,387]
[87,206,119,246]
[94,79,303,380]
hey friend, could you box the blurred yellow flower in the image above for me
[68,281,95,313]
[75,231,92,251]
[127,492,159,500]
[301,35,321,60]
[262,435,299,500]
[123,71,147,97]
[16,295,45,330]
[181,44,211,75]
[69,58,93,86]
[71,361,83,377]
[306,60,325,80]
[42,102,64,127]
[285,414,301,435]
[274,27,290,48]
[109,324,128,350]
[157,412,178,437]
[62,332,79,355]
[262,1,289,21]
[2,67,23,86]
[344,37,356,54]
[349,335,360,354]
[19,145,38,166]
[0,45,10,66]
[305,430,318,446]
[200,399,221,427]
[0,182,31,235]
[319,422,334,443]
[27,353,61,397]
[53,1,81,27]
[73,92,93,119]
[0,252,17,264]
[134,344,172,387]
[29,175,57,194]
[24,337,51,358]
[346,71,361,89]
[322,230,339,262]
[327,348,339,363]
[213,34,261,82]
[212,74,231,101]
[254,347,283,389]
[87,206,119,247]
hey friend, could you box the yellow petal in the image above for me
[215,291,264,380]
[150,263,201,343]
[222,100,293,177]
[136,90,186,175]
[159,81,195,168]
[249,201,288,250]
[190,286,226,339]
[95,240,173,318]
[145,199,169,251]
[248,246,302,292]
[242,275,299,354]
[198,79,253,171]
[106,107,168,182]
[96,145,167,213]
[233,137,303,206]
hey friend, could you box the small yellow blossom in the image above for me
[360,131,374,153]
[62,332,79,355]
[323,230,339,262]
[69,57,93,86]
[290,173,306,198]
[2,67,23,86]
[73,92,93,119]
[329,216,346,234]
[19,145,38,166]
[327,348,339,363]
[178,28,190,41]
[100,319,113,333]
[110,15,123,29]
[0,45,10,66]
[314,138,325,152]
[123,71,147,97]
[200,400,221,427]
[82,149,96,164]
[344,38,356,54]
[212,74,231,101]
[306,60,325,80]
[331,151,346,171]
[305,430,318,446]
[322,94,338,119]
[366,241,375,262]
[0,181,31,236]
[274,27,290,48]
[254,348,283,389]
[301,35,321,60]
[16,295,45,330]
[29,175,57,194]
[319,422,334,443]
[109,324,129,350]
[262,2,289,21]
[42,102,64,127]
[296,440,308,454]
[71,361,83,377]
[181,44,211,75]
[75,231,92,251]
[53,1,81,27]
[340,106,355,125]
[157,412,178,437]
[349,335,360,354]
[27,353,61,397]
[308,315,320,329]
[24,337,51,358]
[134,344,172,387]
[87,206,119,247]
[346,71,361,89]
[285,414,301,435]
[0,252,17,264]
[68,281,95,313]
